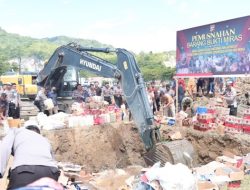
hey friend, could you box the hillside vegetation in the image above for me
[0,27,175,81]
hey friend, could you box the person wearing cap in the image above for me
[221,80,237,116]
[0,120,60,189]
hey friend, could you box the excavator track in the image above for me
[144,139,195,167]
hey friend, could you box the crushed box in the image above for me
[197,181,218,190]
[216,155,244,170]
[215,166,244,181]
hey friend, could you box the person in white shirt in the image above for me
[102,83,112,105]
[34,87,48,112]
[8,83,21,118]
[0,120,60,189]
[221,80,237,116]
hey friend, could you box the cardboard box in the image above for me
[194,161,225,175]
[7,118,21,128]
[222,150,234,158]
[216,155,244,170]
[197,181,219,190]
[215,166,244,181]
[168,131,182,140]
[229,169,244,181]
[216,124,225,135]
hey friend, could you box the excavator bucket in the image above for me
[144,139,195,167]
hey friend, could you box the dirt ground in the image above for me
[44,122,250,172]
[44,123,146,173]
[160,126,250,165]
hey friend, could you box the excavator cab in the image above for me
[37,43,195,167]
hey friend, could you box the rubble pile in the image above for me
[56,151,250,190]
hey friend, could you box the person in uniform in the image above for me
[221,80,237,116]
[0,120,60,189]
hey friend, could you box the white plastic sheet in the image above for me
[145,162,196,190]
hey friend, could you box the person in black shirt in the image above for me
[0,92,8,118]
[196,78,205,97]
[94,81,102,96]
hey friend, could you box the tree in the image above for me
[136,51,176,81]
[0,55,10,74]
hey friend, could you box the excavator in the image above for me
[37,43,195,167]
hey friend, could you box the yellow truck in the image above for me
[0,72,38,99]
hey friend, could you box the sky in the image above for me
[0,0,249,53]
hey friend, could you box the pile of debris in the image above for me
[56,150,250,190]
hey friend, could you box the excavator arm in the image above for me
[37,43,156,149]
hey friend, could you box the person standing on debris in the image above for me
[159,81,167,95]
[196,78,205,97]
[47,87,58,115]
[83,86,90,102]
[34,87,48,112]
[161,92,175,117]
[88,83,96,97]
[0,93,8,118]
[178,78,186,92]
[245,92,250,106]
[102,82,113,105]
[178,80,185,111]
[147,84,155,114]
[72,84,87,103]
[4,83,12,102]
[114,84,123,108]
[8,83,21,119]
[152,82,160,113]
[187,78,196,99]
[166,83,175,98]
[94,81,102,96]
[0,120,60,189]
[4,83,13,116]
[221,80,237,116]
[207,77,215,96]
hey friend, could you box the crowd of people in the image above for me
[33,81,124,114]
[71,81,131,120]
[146,77,239,118]
[0,77,240,123]
[71,81,123,107]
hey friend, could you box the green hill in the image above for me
[0,27,175,80]
[0,27,109,60]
